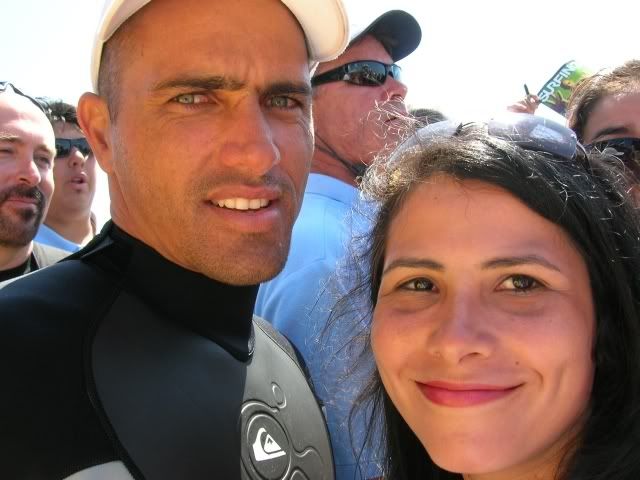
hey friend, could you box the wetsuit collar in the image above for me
[108,222,257,360]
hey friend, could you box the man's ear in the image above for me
[78,92,114,174]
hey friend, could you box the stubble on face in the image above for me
[0,184,46,247]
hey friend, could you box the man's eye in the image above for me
[35,156,52,168]
[499,275,540,293]
[173,93,208,105]
[269,96,297,109]
[400,278,436,292]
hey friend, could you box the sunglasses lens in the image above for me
[77,138,92,156]
[55,139,92,158]
[347,62,387,86]
[591,139,640,175]
[389,65,402,81]
[55,140,71,157]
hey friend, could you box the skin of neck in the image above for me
[0,242,33,271]
[310,145,358,187]
[44,210,94,245]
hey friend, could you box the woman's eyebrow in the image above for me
[382,257,444,275]
[481,255,561,272]
[592,125,630,140]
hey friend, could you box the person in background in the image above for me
[567,60,640,143]
[342,115,640,479]
[0,0,349,477]
[0,83,67,282]
[35,100,97,251]
[256,9,421,480]
[567,60,640,192]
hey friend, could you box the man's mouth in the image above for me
[71,174,87,185]
[214,198,271,211]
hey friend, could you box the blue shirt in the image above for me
[34,224,81,252]
[256,173,378,479]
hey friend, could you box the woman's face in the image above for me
[371,177,595,479]
[582,91,640,143]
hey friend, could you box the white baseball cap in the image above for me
[90,0,350,91]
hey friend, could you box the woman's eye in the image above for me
[400,278,436,292]
[499,274,540,293]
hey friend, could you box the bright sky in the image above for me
[3,0,639,225]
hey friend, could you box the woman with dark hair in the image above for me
[345,113,640,479]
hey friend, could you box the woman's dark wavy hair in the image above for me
[339,125,640,479]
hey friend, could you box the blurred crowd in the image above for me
[1,1,639,479]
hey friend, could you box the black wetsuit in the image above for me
[0,222,334,480]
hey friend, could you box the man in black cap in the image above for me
[255,10,422,480]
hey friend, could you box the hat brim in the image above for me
[91,0,349,92]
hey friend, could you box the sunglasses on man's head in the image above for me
[311,60,402,87]
[0,81,49,115]
[55,138,92,158]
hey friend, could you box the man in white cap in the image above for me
[0,0,348,478]
[256,10,422,480]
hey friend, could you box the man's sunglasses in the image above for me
[55,138,92,158]
[311,60,402,87]
[587,138,640,179]
[0,81,49,115]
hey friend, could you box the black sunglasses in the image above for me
[55,138,92,158]
[0,81,49,115]
[311,60,402,87]
[587,138,640,174]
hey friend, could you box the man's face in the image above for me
[81,0,312,285]
[47,121,97,219]
[312,35,409,166]
[0,94,55,247]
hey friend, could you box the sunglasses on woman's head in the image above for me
[55,138,92,158]
[311,60,402,87]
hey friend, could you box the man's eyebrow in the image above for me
[152,75,245,92]
[0,133,55,157]
[0,133,21,143]
[383,257,444,275]
[263,81,312,99]
[481,255,561,272]
[592,125,630,141]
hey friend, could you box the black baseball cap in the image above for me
[350,10,422,62]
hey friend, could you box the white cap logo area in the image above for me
[252,427,287,462]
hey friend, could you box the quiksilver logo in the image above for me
[252,427,286,462]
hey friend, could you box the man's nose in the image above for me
[15,153,43,186]
[385,76,409,104]
[219,101,280,176]
[68,147,87,168]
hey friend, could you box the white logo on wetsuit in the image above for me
[252,427,286,462]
